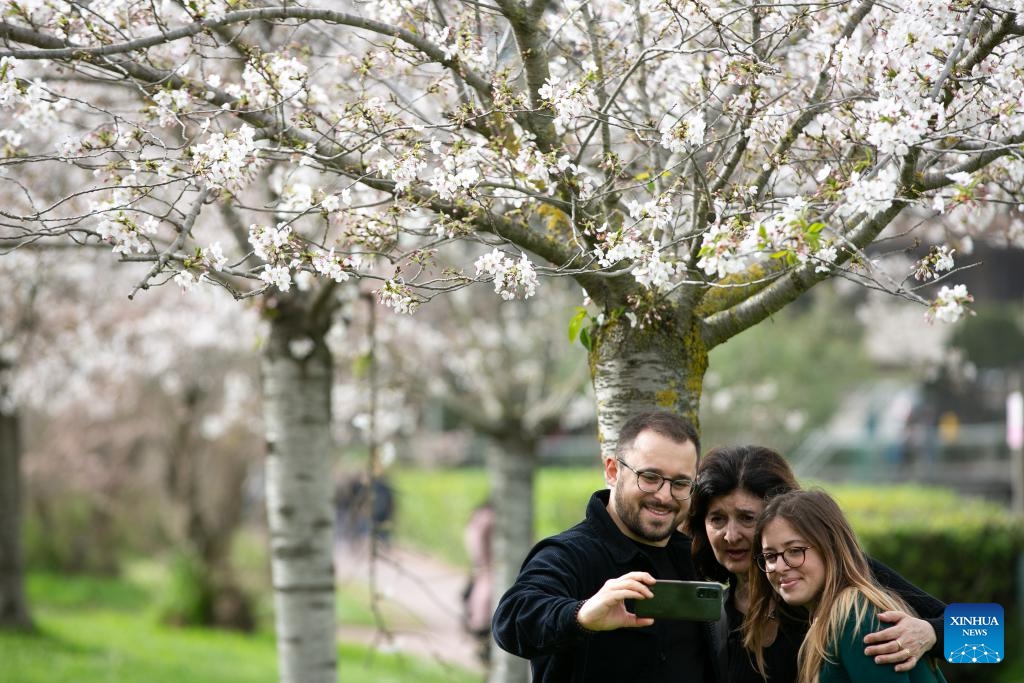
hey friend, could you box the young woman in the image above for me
[687,445,943,682]
[745,489,946,682]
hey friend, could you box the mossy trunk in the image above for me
[590,313,708,460]
[262,305,336,683]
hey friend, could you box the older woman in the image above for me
[686,445,944,683]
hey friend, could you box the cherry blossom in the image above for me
[3,3,1024,678]
[926,284,975,325]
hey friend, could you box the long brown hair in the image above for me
[742,490,915,682]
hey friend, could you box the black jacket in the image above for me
[492,490,721,683]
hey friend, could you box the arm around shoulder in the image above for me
[868,556,945,656]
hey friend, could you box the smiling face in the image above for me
[760,517,825,609]
[606,429,698,547]
[705,488,764,576]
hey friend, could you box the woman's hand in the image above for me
[863,611,937,673]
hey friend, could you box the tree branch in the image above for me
[701,198,906,350]
[128,186,212,299]
[0,8,494,102]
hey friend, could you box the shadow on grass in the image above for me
[0,619,105,656]
[27,572,150,611]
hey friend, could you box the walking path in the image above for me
[335,540,485,676]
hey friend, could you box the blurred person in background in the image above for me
[463,497,495,662]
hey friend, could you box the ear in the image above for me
[603,455,618,488]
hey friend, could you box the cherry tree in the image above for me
[2,1,1024,680]
[408,292,591,683]
[336,276,590,682]
[0,248,261,629]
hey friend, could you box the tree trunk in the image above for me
[486,436,535,683]
[262,307,336,683]
[0,403,32,630]
[590,313,708,460]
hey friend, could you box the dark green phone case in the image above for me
[632,580,725,621]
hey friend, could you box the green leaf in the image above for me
[568,306,587,342]
[351,352,372,378]
[579,326,592,351]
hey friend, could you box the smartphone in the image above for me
[632,580,725,621]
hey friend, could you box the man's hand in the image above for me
[863,611,937,673]
[576,571,657,632]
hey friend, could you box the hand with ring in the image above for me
[863,611,937,673]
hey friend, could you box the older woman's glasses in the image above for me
[616,458,694,500]
[756,546,812,572]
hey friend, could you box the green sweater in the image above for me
[818,598,947,683]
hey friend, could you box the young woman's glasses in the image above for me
[756,546,813,572]
[616,458,694,500]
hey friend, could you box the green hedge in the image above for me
[829,485,1022,610]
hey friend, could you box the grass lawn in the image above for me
[0,571,480,683]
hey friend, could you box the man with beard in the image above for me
[492,411,719,683]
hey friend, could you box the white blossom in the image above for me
[912,245,956,281]
[659,111,705,153]
[234,53,308,109]
[633,244,683,290]
[537,75,596,133]
[593,224,645,268]
[926,284,973,324]
[294,270,316,292]
[190,125,259,189]
[840,166,900,219]
[474,249,539,300]
[0,57,21,108]
[278,183,316,213]
[378,279,420,314]
[814,246,838,273]
[248,223,293,263]
[947,171,973,186]
[260,264,293,292]
[173,269,201,291]
[311,248,354,283]
[151,88,192,127]
[204,242,228,271]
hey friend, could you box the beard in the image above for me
[612,481,682,544]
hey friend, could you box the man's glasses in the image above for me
[616,458,694,501]
[756,546,813,572]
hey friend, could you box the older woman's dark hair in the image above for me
[687,445,799,582]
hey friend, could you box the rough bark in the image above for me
[261,302,336,683]
[486,437,534,683]
[0,404,32,630]
[590,312,708,460]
